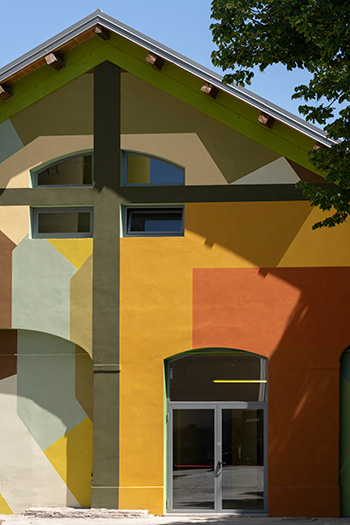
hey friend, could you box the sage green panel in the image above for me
[17,330,87,451]
[121,73,280,183]
[11,75,93,146]
[340,349,350,516]
[0,119,24,163]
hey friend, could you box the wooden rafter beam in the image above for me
[146,52,164,71]
[0,84,13,101]
[45,52,65,70]
[258,112,274,128]
[200,82,219,99]
[313,141,325,150]
[94,24,110,41]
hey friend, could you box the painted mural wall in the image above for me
[0,69,348,517]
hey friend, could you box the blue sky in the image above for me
[0,0,312,118]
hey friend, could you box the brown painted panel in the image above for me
[193,267,350,516]
[0,330,17,380]
[287,158,327,183]
[0,230,16,328]
[269,486,339,517]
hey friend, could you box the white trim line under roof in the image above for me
[0,9,334,148]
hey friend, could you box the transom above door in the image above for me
[166,351,268,513]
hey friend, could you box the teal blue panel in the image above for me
[0,119,24,163]
[17,330,87,450]
[12,236,76,340]
[340,349,350,516]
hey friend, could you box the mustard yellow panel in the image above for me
[75,345,93,421]
[126,154,150,184]
[49,239,92,269]
[44,418,93,507]
[0,492,13,514]
[119,199,350,513]
[119,487,164,516]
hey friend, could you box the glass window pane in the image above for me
[222,409,264,510]
[173,409,214,510]
[36,154,93,186]
[125,153,184,185]
[169,352,267,402]
[127,208,183,236]
[35,210,92,237]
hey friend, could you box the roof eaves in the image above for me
[0,9,335,148]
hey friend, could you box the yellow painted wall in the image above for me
[119,201,350,514]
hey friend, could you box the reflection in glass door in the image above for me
[221,409,264,511]
[169,406,266,512]
[172,409,215,510]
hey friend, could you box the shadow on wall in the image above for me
[188,206,350,517]
[0,329,92,513]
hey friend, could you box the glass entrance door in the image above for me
[221,408,264,511]
[169,406,266,512]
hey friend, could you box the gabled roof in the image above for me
[0,9,332,148]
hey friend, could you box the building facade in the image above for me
[0,10,349,517]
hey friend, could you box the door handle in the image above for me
[217,460,222,468]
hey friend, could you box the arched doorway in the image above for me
[166,349,268,513]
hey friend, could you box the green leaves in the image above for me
[211,0,350,227]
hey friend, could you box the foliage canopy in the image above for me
[211,0,350,228]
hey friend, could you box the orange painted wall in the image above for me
[193,267,350,516]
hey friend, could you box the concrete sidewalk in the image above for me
[1,510,349,525]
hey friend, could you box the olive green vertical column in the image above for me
[91,61,121,509]
[340,348,350,516]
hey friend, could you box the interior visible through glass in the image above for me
[222,409,264,510]
[173,409,214,510]
[36,154,93,185]
[37,211,91,234]
[169,352,267,402]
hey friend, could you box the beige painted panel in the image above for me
[0,206,29,245]
[232,156,300,185]
[0,135,93,188]
[121,133,227,185]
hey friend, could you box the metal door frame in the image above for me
[167,401,268,513]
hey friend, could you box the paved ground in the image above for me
[1,514,350,525]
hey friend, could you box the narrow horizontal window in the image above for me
[124,152,184,186]
[125,207,184,237]
[34,154,93,186]
[32,208,93,238]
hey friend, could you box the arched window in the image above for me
[33,152,93,186]
[123,151,184,186]
[168,350,267,402]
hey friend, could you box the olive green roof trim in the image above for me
[0,9,333,148]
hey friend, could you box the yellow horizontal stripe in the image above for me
[213,380,267,383]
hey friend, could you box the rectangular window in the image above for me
[124,207,184,237]
[32,208,93,238]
